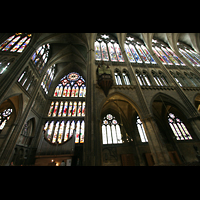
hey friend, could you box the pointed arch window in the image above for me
[41,64,56,94]
[95,34,124,62]
[177,42,200,67]
[159,71,169,86]
[0,33,31,53]
[53,72,86,97]
[191,73,200,86]
[136,116,148,142]
[170,71,183,87]
[168,113,192,140]
[114,70,122,85]
[184,72,198,87]
[122,70,131,85]
[0,108,12,131]
[124,35,156,64]
[136,70,151,86]
[152,39,185,66]
[31,44,50,73]
[43,71,86,144]
[102,114,122,144]
[152,71,169,86]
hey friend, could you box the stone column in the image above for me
[141,116,173,165]
[83,35,96,166]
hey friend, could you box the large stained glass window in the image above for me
[0,108,12,131]
[152,39,185,66]
[125,35,156,64]
[31,43,50,73]
[0,33,31,53]
[43,71,86,144]
[102,114,122,144]
[177,42,200,67]
[53,72,86,98]
[94,34,124,62]
[47,101,85,117]
[168,113,192,140]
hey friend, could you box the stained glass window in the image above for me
[94,41,101,60]
[101,41,109,61]
[0,33,31,53]
[124,43,135,63]
[102,114,122,144]
[168,113,192,140]
[53,72,86,98]
[32,44,50,73]
[125,35,156,64]
[0,108,12,131]
[44,119,85,144]
[95,34,124,62]
[136,116,148,142]
[177,42,200,67]
[108,42,117,61]
[43,71,86,144]
[41,64,55,94]
[152,39,186,67]
[114,43,124,62]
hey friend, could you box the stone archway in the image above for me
[99,93,150,166]
[151,93,198,164]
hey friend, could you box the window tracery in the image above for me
[53,72,86,97]
[102,114,122,144]
[135,70,151,86]
[0,33,31,53]
[122,70,131,85]
[177,42,200,67]
[152,71,169,86]
[31,44,50,73]
[43,72,86,144]
[168,113,192,140]
[124,35,156,64]
[95,34,124,62]
[152,39,185,66]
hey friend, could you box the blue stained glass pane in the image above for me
[101,42,109,61]
[135,44,150,63]
[152,47,166,64]
[32,52,37,61]
[190,49,200,62]
[108,42,117,61]
[155,46,172,65]
[166,47,185,66]
[129,44,142,63]
[161,47,179,65]
[185,49,200,66]
[94,41,101,60]
[114,43,124,62]
[141,45,156,64]
[179,48,197,66]
[124,44,135,62]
